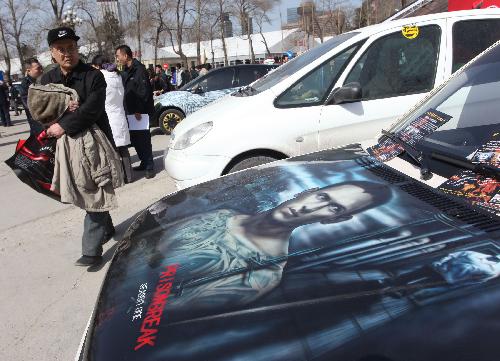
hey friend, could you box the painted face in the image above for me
[476,152,493,163]
[50,39,79,70]
[271,184,374,226]
[115,49,129,66]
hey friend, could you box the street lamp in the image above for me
[61,7,83,29]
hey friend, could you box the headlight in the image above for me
[171,122,213,150]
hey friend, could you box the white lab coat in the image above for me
[101,70,130,147]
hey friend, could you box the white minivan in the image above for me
[166,9,500,189]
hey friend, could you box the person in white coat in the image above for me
[91,55,133,183]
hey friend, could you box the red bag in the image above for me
[4,130,60,201]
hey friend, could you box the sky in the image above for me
[263,0,363,32]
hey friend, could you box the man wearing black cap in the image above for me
[42,26,116,266]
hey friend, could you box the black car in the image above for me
[78,42,500,360]
[151,64,277,134]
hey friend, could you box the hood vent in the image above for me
[358,156,500,234]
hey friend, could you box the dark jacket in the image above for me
[121,59,154,116]
[0,82,9,105]
[20,75,35,119]
[41,61,114,145]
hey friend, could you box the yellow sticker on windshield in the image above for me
[402,25,419,39]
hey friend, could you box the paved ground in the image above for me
[0,113,176,361]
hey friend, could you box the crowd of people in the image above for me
[148,62,211,96]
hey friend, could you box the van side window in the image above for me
[276,44,359,107]
[345,25,441,101]
[452,19,500,73]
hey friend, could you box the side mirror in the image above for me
[327,82,362,105]
[191,85,203,94]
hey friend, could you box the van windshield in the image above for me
[250,32,360,93]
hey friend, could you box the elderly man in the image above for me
[41,27,116,266]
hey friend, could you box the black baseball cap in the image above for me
[47,27,80,46]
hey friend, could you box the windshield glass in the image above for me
[251,32,360,93]
[389,44,500,159]
[179,74,204,91]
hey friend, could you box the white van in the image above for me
[165,10,500,189]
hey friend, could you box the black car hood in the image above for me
[82,145,500,361]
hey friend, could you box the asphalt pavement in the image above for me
[0,113,176,360]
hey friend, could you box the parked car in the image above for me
[77,38,500,361]
[165,9,500,190]
[151,64,277,134]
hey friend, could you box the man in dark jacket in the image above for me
[20,57,44,135]
[115,45,155,179]
[0,80,11,127]
[42,26,116,267]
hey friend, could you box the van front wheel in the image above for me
[227,156,277,174]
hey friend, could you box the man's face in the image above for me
[50,39,79,70]
[115,49,128,66]
[27,62,43,78]
[155,67,161,74]
[271,184,374,226]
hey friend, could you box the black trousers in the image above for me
[0,103,11,126]
[130,130,154,170]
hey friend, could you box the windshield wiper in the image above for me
[430,152,500,180]
[381,130,433,179]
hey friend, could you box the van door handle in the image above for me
[296,137,304,143]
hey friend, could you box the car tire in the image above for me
[227,156,277,174]
[159,108,184,135]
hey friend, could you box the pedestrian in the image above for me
[170,66,177,88]
[155,64,168,82]
[115,44,156,179]
[0,80,12,127]
[7,81,21,116]
[176,62,190,88]
[151,72,169,96]
[91,54,133,184]
[199,64,208,76]
[20,57,44,136]
[189,66,199,80]
[41,26,117,266]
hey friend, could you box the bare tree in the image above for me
[149,0,170,66]
[47,0,68,23]
[233,0,280,63]
[4,0,31,72]
[0,19,12,78]
[135,0,142,60]
[254,8,272,57]
[75,0,104,54]
[231,0,257,63]
[164,0,191,66]
[216,0,229,65]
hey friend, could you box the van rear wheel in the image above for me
[227,156,277,174]
[159,109,184,135]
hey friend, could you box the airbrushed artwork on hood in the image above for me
[84,146,500,361]
[157,88,234,116]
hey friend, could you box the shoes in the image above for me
[75,255,102,266]
[133,165,146,171]
[145,169,156,179]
